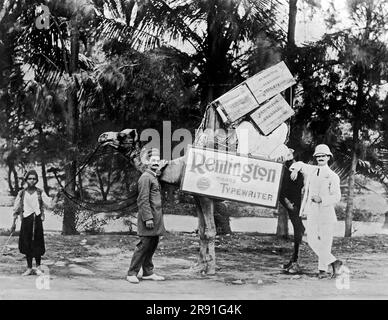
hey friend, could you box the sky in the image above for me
[297,0,388,94]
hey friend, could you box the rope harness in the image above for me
[50,143,141,214]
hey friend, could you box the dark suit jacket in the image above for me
[136,170,166,236]
[280,162,304,211]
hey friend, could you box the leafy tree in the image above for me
[88,0,289,234]
[7,0,106,234]
[291,0,388,236]
[97,0,286,107]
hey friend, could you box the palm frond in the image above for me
[331,146,388,192]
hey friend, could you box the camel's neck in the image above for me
[130,146,186,185]
[159,156,187,185]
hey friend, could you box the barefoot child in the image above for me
[11,170,51,276]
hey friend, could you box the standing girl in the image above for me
[11,170,51,276]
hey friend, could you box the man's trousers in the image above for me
[128,236,159,276]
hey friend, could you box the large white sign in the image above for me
[246,61,296,104]
[250,94,295,136]
[181,146,284,208]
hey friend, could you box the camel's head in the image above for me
[98,129,139,155]
[98,128,168,174]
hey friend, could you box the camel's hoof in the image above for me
[190,263,206,274]
[202,269,216,276]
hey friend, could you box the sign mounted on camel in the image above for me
[215,61,296,125]
[180,146,284,208]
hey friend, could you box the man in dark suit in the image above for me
[279,149,305,274]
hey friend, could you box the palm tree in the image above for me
[7,0,288,234]
[121,0,286,106]
[6,0,118,234]
[96,0,288,233]
[290,0,388,237]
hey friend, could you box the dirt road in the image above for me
[1,233,388,300]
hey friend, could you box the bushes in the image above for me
[51,193,109,234]
[335,205,374,222]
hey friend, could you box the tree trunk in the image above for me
[345,74,363,237]
[62,18,80,235]
[277,0,298,238]
[194,197,216,275]
[62,86,78,234]
[345,4,373,237]
[37,124,50,195]
[7,163,19,196]
[63,160,78,235]
[276,205,289,238]
[78,172,84,201]
[7,166,14,195]
[345,121,360,237]
[383,211,388,229]
[41,159,50,195]
[11,165,19,193]
[287,0,298,47]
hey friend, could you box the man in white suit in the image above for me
[289,144,343,278]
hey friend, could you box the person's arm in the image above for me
[320,174,341,207]
[137,176,154,223]
[290,161,316,175]
[289,161,317,180]
[281,197,295,211]
[279,183,295,211]
[41,191,53,209]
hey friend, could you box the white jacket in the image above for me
[289,162,341,220]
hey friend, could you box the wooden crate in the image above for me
[250,94,294,136]
[215,83,259,124]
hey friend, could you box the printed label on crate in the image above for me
[215,84,258,123]
[250,94,294,136]
[245,61,296,104]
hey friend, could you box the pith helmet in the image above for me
[313,144,333,157]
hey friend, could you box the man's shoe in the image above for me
[142,274,165,281]
[318,270,330,279]
[35,267,44,276]
[287,262,301,274]
[331,260,343,278]
[126,275,140,283]
[282,260,293,270]
[21,268,33,276]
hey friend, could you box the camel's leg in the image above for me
[196,197,216,275]
[194,198,207,272]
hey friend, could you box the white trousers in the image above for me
[306,207,336,272]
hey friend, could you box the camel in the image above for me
[97,104,295,275]
[97,105,248,274]
[98,128,220,274]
